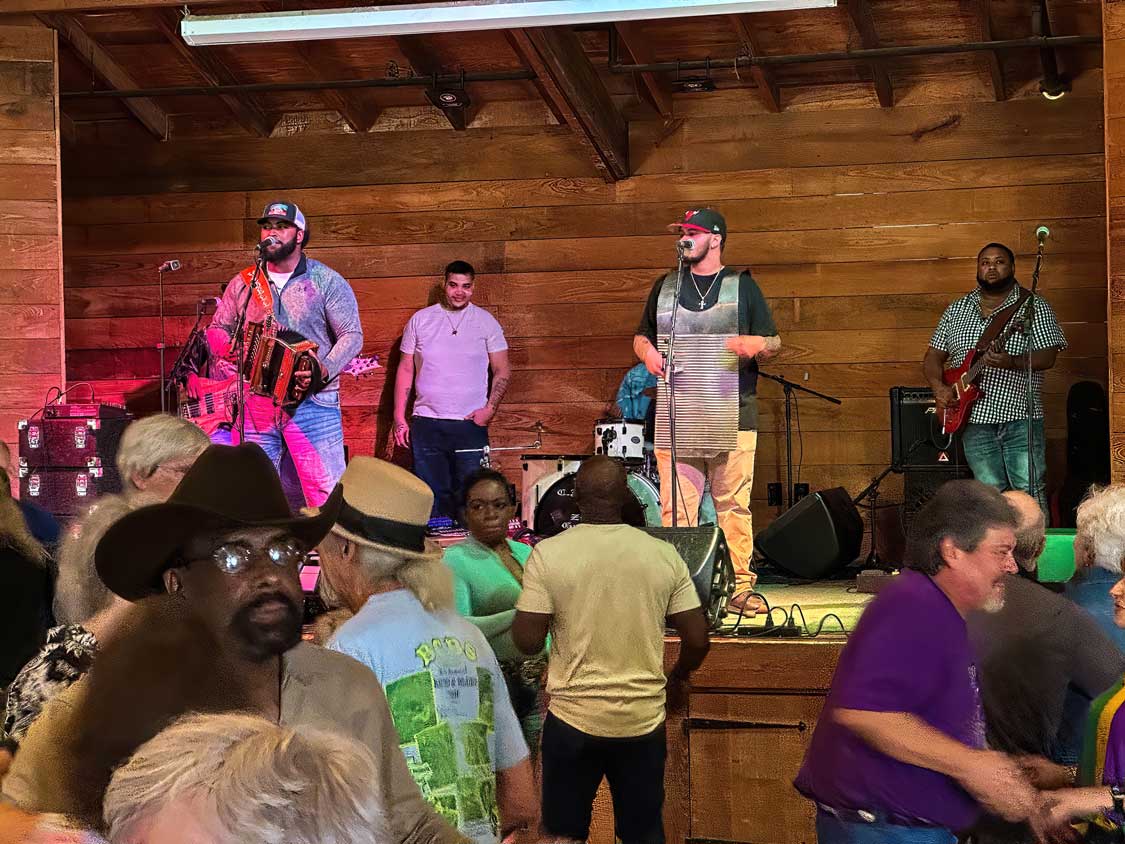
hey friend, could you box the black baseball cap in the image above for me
[669,208,726,238]
[257,200,306,231]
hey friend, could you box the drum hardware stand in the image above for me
[455,421,543,468]
[757,371,841,509]
[852,438,926,570]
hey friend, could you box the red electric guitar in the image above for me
[179,355,379,436]
[940,292,1030,435]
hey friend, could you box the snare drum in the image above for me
[533,468,661,538]
[593,418,646,462]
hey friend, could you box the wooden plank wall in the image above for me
[62,91,1107,535]
[0,23,64,481]
[1107,0,1125,481]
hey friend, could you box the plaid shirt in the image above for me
[929,286,1067,424]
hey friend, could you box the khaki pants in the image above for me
[655,430,757,590]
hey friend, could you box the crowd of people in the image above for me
[0,419,708,844]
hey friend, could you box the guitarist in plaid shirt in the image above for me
[923,243,1067,516]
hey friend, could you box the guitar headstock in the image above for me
[341,355,380,378]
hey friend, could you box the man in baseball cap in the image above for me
[202,194,364,511]
[634,207,782,614]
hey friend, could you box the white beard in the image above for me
[981,591,1006,614]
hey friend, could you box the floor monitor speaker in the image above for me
[640,526,734,630]
[754,487,863,580]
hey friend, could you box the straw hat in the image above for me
[328,457,440,562]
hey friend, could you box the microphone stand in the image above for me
[157,266,168,412]
[666,242,688,527]
[852,438,927,569]
[233,253,268,443]
[756,371,841,508]
[1023,237,1046,509]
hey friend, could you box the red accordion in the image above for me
[244,322,321,408]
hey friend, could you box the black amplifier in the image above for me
[889,387,967,471]
[18,414,131,468]
[43,403,128,420]
[18,464,123,518]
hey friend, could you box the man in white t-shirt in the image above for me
[393,261,511,519]
[512,456,711,844]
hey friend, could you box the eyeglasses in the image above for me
[207,538,308,576]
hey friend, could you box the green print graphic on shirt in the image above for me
[387,646,499,839]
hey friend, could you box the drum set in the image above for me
[521,418,662,538]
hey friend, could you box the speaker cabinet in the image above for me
[890,387,967,471]
[640,526,733,630]
[754,487,863,580]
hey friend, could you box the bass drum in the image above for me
[533,469,662,538]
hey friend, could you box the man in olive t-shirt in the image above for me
[511,457,710,844]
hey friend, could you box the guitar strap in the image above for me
[974,287,1031,353]
[239,265,275,317]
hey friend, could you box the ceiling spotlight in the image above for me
[672,59,717,94]
[426,71,471,111]
[673,76,718,93]
[1039,71,1070,100]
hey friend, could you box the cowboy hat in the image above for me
[318,456,440,563]
[96,443,343,601]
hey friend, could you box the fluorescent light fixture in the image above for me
[182,0,836,46]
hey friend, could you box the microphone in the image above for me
[158,259,181,272]
[255,235,280,253]
[676,239,693,252]
[1036,225,1050,246]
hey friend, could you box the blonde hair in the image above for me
[103,712,389,844]
[0,467,47,565]
[116,415,209,492]
[354,541,454,613]
[1076,484,1125,574]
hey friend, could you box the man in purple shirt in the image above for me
[795,479,1043,843]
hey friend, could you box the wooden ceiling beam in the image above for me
[395,35,470,131]
[971,0,1005,101]
[40,12,169,139]
[151,9,274,137]
[845,0,893,108]
[294,44,380,134]
[613,21,673,120]
[728,14,781,113]
[507,27,628,182]
[5,0,229,12]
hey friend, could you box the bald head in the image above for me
[1002,490,1046,572]
[575,456,629,524]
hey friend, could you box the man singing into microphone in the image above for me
[203,200,363,506]
[633,208,781,613]
[923,241,1066,515]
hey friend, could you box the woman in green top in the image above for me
[444,467,547,752]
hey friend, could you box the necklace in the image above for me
[443,305,470,335]
[691,266,724,303]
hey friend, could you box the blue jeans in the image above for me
[816,810,956,844]
[410,416,488,519]
[240,391,346,508]
[962,419,1046,515]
